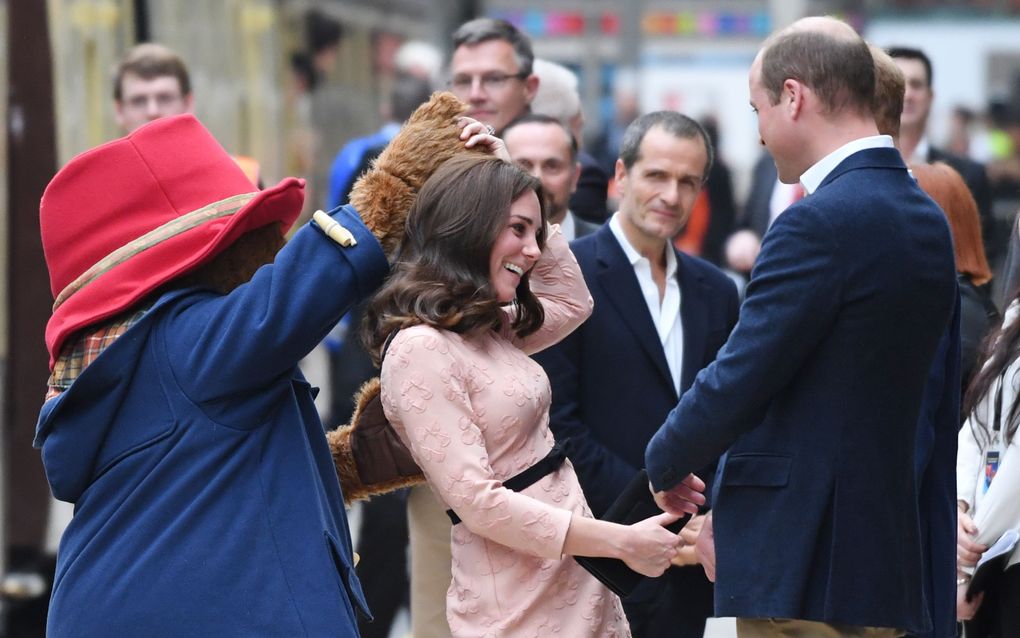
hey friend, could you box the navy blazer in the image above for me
[645,148,957,634]
[914,297,962,638]
[534,224,738,516]
[739,153,778,239]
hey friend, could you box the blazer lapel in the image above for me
[676,252,708,395]
[593,226,675,395]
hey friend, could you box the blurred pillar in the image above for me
[7,0,56,555]
[618,0,643,69]
[769,0,809,32]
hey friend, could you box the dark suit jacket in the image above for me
[570,212,601,241]
[570,151,610,224]
[914,296,961,638]
[928,146,995,259]
[738,153,778,239]
[534,224,739,517]
[645,148,957,633]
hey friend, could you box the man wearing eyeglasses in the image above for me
[112,43,262,187]
[113,43,194,135]
[448,18,539,137]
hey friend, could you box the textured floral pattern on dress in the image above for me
[379,229,624,637]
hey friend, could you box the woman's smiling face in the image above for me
[489,190,542,303]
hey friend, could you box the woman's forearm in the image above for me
[561,514,626,559]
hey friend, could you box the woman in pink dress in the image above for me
[367,153,691,637]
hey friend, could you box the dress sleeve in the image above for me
[380,328,573,560]
[503,224,593,356]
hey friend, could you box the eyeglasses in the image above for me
[448,72,528,94]
[122,92,186,112]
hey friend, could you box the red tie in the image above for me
[790,183,806,206]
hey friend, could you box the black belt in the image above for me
[446,439,569,525]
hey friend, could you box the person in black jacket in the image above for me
[889,47,998,262]
[913,161,1001,397]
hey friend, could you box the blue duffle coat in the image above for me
[35,206,387,637]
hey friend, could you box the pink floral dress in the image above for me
[380,227,631,637]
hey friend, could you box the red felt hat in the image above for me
[40,114,304,369]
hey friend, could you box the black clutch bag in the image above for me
[573,469,691,598]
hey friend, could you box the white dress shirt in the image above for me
[559,211,577,242]
[608,213,684,395]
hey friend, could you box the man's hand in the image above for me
[651,473,706,515]
[671,513,707,567]
[695,512,716,582]
[725,229,762,273]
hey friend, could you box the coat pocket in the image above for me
[94,420,177,481]
[721,453,792,487]
[324,532,372,621]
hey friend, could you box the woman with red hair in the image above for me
[912,161,1000,393]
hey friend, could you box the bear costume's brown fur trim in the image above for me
[327,377,425,505]
[350,91,490,257]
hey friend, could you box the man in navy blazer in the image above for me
[534,111,739,637]
[645,17,957,636]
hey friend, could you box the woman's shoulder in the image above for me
[385,324,467,366]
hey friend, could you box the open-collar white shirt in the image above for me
[608,212,683,395]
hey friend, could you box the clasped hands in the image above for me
[648,474,719,581]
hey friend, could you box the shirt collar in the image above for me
[910,135,931,164]
[558,211,576,242]
[608,212,678,277]
[799,135,895,195]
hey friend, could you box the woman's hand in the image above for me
[957,580,984,621]
[457,117,511,162]
[957,510,988,568]
[619,512,684,577]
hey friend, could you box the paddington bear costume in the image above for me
[34,94,482,637]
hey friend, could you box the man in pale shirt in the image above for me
[503,114,599,242]
[646,17,957,637]
[534,111,739,637]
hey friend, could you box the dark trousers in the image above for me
[622,565,714,638]
[355,490,410,638]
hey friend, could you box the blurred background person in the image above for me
[913,162,1000,395]
[889,47,997,263]
[503,114,599,240]
[673,115,738,269]
[955,284,1020,636]
[530,58,610,223]
[448,17,537,137]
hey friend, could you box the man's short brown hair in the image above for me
[760,29,875,117]
[113,43,191,101]
[870,44,905,139]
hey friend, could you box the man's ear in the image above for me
[523,74,539,104]
[113,101,127,131]
[614,158,628,196]
[569,161,581,194]
[784,78,805,120]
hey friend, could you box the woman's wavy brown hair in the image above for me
[364,154,547,362]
